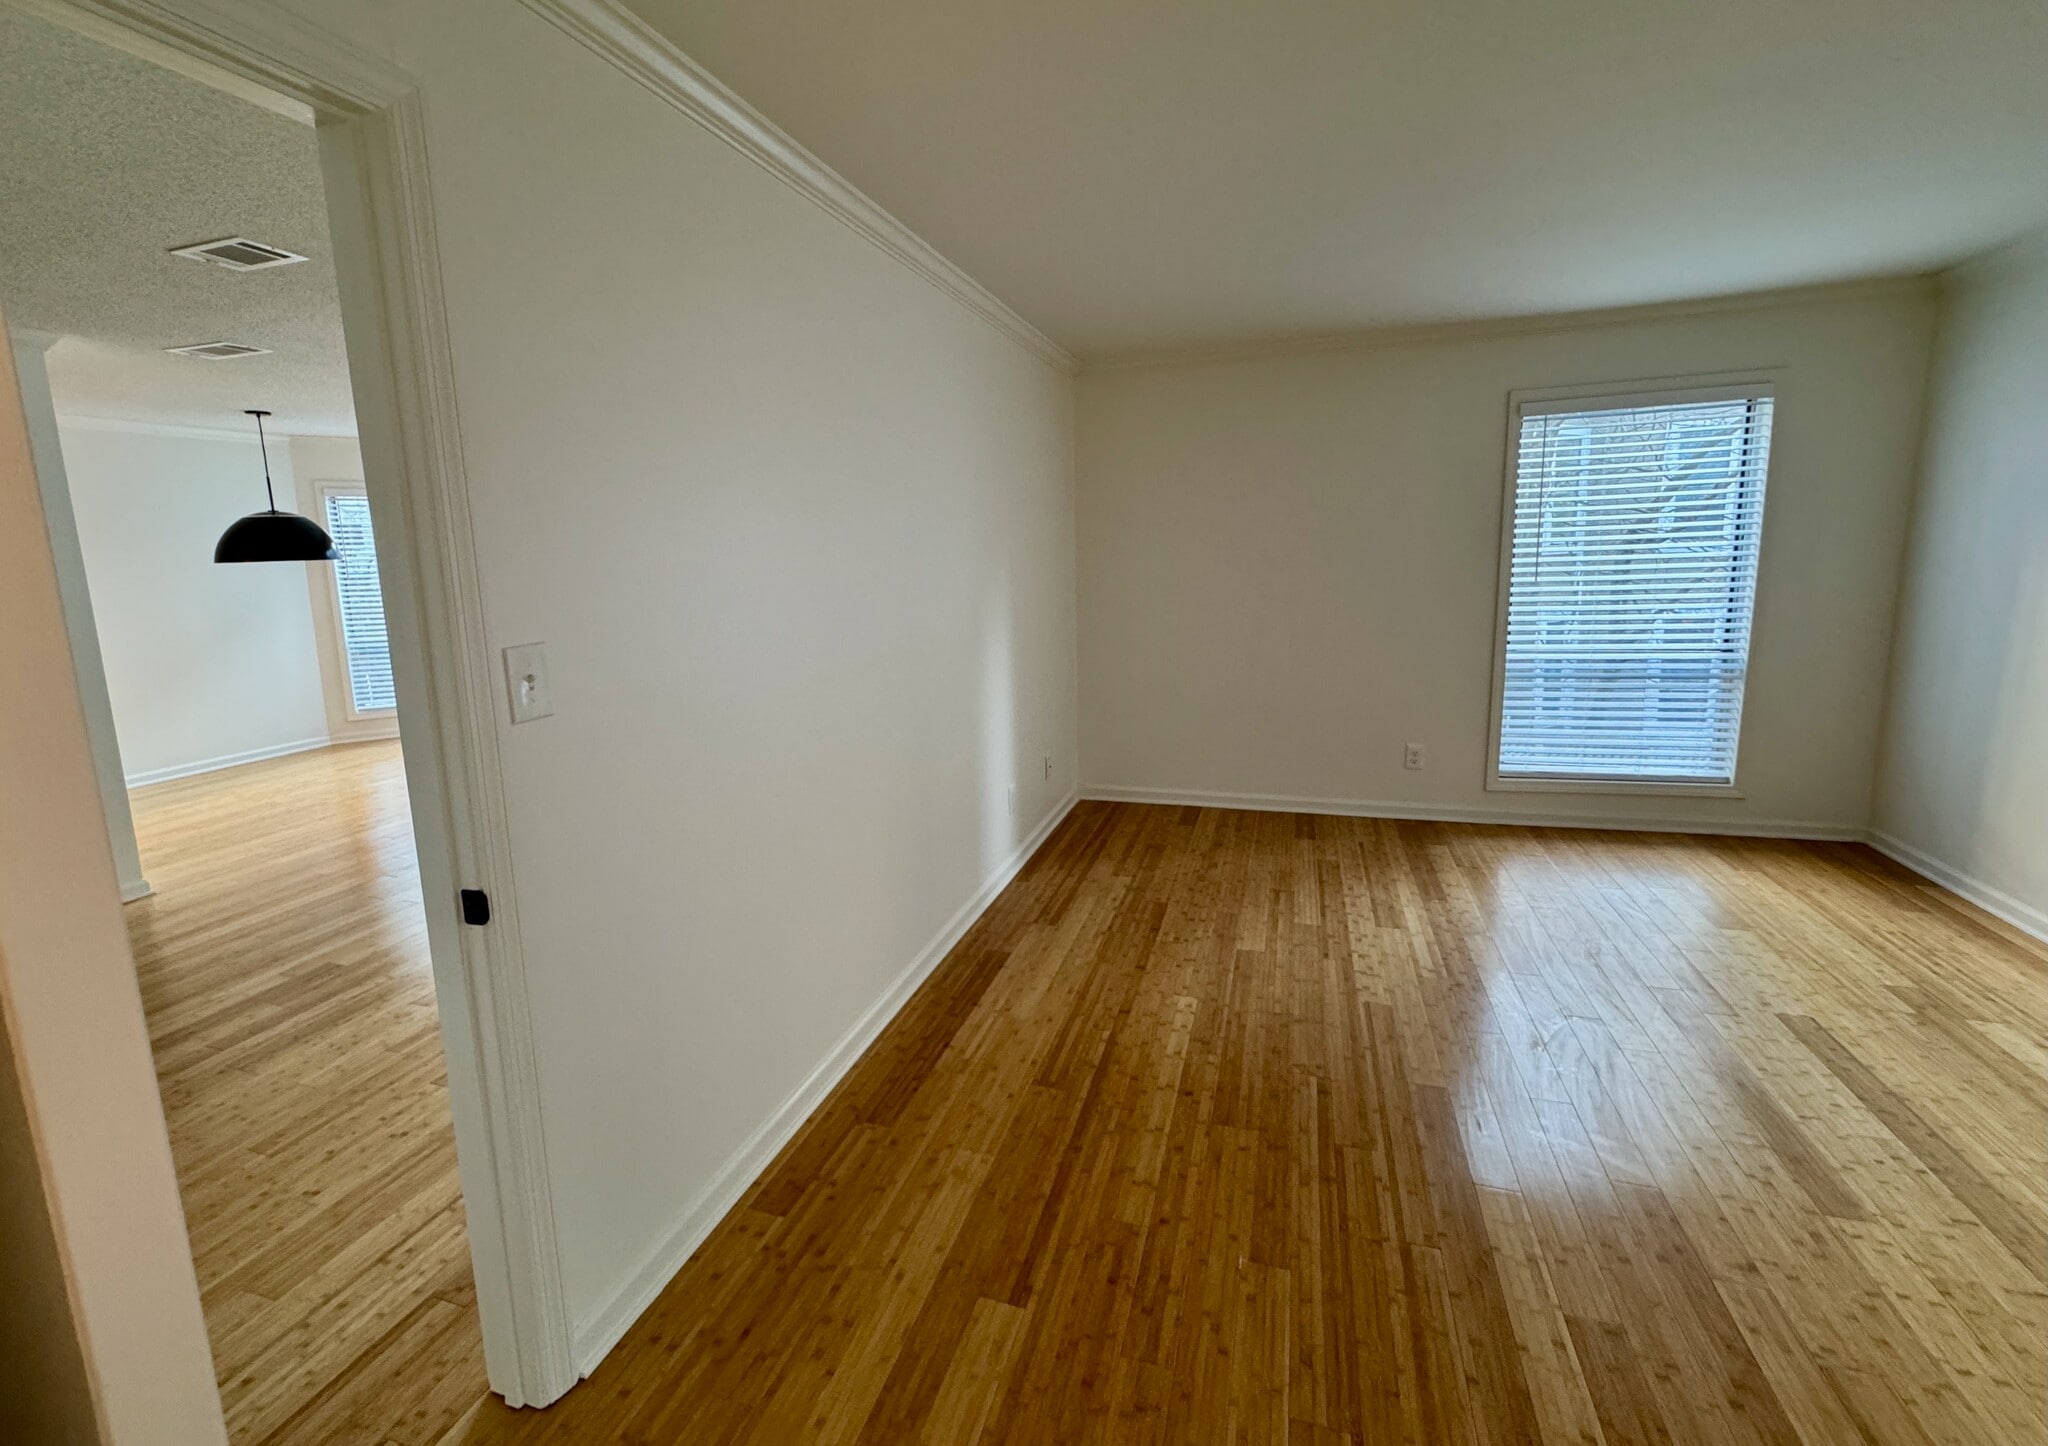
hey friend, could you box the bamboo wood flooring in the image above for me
[126,741,483,1446]
[136,751,2044,1443]
[438,800,2048,1444]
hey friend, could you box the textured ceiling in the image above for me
[625,0,2048,357]
[0,8,355,433]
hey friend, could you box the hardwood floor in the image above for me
[440,800,2047,1444]
[127,741,483,1446]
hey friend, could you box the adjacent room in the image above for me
[2,2,2042,1445]
[1,9,481,1443]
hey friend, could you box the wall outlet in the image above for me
[1404,742,1426,771]
[1007,784,1018,819]
[1043,754,1054,781]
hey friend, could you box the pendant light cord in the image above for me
[248,408,278,511]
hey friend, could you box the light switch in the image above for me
[502,642,553,724]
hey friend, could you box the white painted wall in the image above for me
[288,432,363,484]
[0,1022,101,1445]
[57,421,331,785]
[1077,288,1936,834]
[1874,233,2048,934]
[278,0,1080,1355]
[0,305,226,1446]
[9,332,148,900]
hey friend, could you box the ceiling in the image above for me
[0,8,355,433]
[624,0,2048,357]
[5,4,2041,385]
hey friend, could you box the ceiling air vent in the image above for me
[165,341,272,360]
[169,236,308,271]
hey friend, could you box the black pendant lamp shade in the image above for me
[213,409,337,564]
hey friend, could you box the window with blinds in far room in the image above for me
[322,490,398,714]
[1491,385,1775,788]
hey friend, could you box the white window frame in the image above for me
[306,480,400,736]
[1484,372,1780,797]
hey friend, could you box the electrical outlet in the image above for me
[1043,754,1054,781]
[1404,742,1426,771]
[1007,784,1018,819]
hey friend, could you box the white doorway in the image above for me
[0,0,573,1422]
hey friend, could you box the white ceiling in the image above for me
[7,3,2041,382]
[0,7,356,433]
[625,0,2048,357]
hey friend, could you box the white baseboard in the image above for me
[1082,784,1865,841]
[1866,831,2048,944]
[329,719,402,744]
[119,875,154,903]
[125,737,332,788]
[570,790,1082,1373]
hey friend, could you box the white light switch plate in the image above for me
[502,642,553,724]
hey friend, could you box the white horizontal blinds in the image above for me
[1498,391,1773,784]
[322,492,397,713]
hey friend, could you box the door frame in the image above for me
[16,0,576,1408]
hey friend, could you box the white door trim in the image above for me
[304,481,400,739]
[18,0,577,1408]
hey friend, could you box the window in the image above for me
[1490,383,1774,790]
[321,490,397,714]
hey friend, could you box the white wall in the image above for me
[288,432,363,485]
[9,332,148,899]
[0,307,227,1446]
[58,421,331,784]
[1078,288,1936,834]
[0,1023,101,1445]
[283,0,1079,1355]
[1874,234,2048,934]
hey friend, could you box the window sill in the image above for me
[1486,775,1745,800]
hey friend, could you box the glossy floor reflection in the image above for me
[448,801,2046,1444]
[127,741,484,1445]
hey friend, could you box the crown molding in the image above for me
[519,0,1076,376]
[33,0,411,114]
[1080,272,1940,376]
[5,0,313,122]
[53,412,359,442]
[54,413,256,441]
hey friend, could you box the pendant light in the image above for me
[213,409,337,563]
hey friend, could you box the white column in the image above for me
[6,330,150,901]
[1,305,227,1445]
